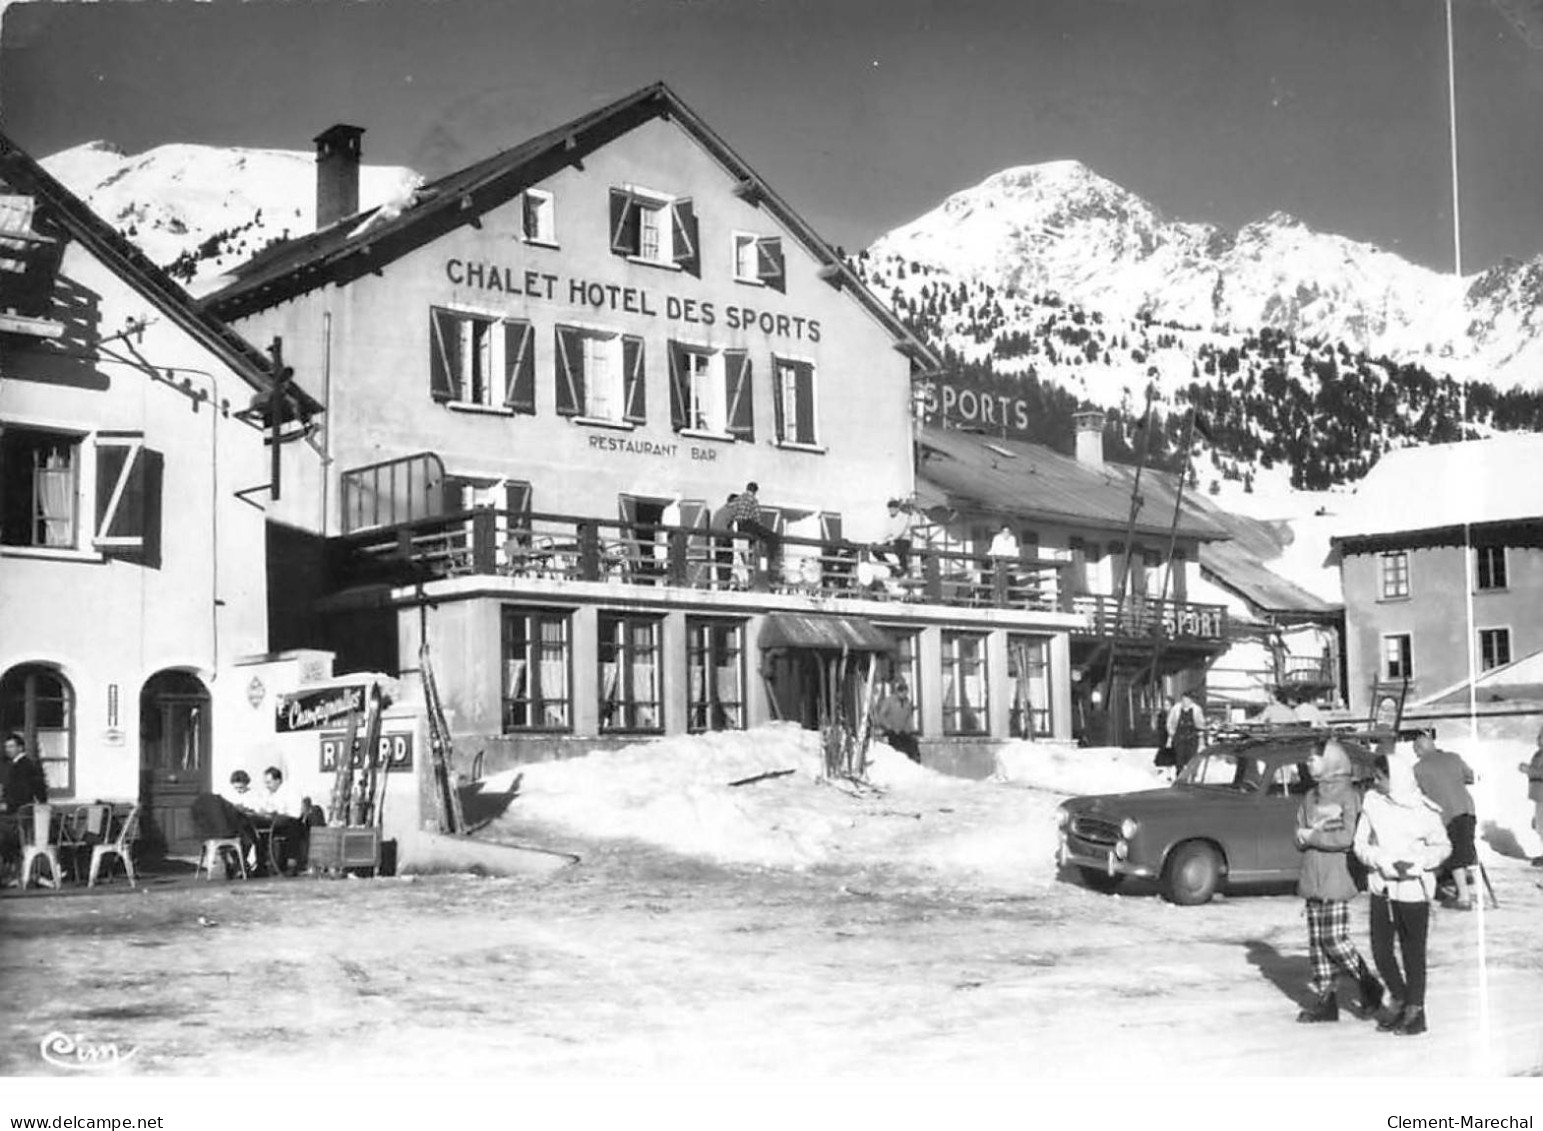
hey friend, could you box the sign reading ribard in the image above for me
[275,683,369,733]
[319,731,414,773]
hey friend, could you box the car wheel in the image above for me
[1162,841,1223,905]
[1077,867,1125,894]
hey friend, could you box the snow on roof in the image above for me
[1334,433,1543,540]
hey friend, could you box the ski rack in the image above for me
[1205,721,1403,752]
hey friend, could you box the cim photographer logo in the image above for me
[39,1030,139,1070]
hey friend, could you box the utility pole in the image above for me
[267,337,293,501]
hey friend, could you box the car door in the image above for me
[1254,755,1313,879]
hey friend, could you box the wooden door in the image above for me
[139,671,212,857]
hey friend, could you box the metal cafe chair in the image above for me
[87,804,141,888]
[16,803,64,890]
[60,802,114,881]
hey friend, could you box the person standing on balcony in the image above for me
[731,481,778,581]
[1293,739,1383,1024]
[1166,691,1206,772]
[712,492,739,588]
[874,498,915,575]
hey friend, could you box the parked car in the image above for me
[1056,729,1379,905]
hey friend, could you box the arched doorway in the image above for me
[0,663,74,796]
[139,670,212,857]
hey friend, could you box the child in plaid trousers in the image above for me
[1293,739,1384,1023]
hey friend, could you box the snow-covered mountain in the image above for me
[42,140,420,296]
[864,160,1541,391]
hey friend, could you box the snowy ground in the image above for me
[3,726,1541,1123]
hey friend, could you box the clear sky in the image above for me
[3,0,1543,273]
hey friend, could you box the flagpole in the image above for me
[1445,0,1491,1076]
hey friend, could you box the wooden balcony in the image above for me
[1070,594,1228,644]
[332,507,1075,616]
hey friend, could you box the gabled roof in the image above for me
[1184,499,1339,617]
[202,82,939,369]
[0,130,317,420]
[1332,432,1543,544]
[914,423,1229,541]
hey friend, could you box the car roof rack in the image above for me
[1206,721,1401,751]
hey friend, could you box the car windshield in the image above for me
[1175,750,1264,792]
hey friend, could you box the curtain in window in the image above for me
[36,449,72,546]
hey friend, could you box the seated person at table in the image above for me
[190,791,259,876]
[250,767,319,875]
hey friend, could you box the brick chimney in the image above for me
[1073,409,1106,469]
[313,124,365,230]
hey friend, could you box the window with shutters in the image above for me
[554,325,645,426]
[609,186,698,273]
[667,341,753,440]
[772,355,818,448]
[520,189,556,246]
[0,427,79,549]
[732,232,785,292]
[428,308,535,414]
[1,426,162,566]
[1475,545,1507,591]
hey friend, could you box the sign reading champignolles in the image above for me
[274,683,369,733]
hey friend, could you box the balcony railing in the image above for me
[335,507,1223,638]
[1070,594,1228,643]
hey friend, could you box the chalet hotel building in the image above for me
[204,84,1108,775]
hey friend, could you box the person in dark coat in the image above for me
[1293,739,1382,1022]
[0,732,50,872]
[871,679,921,764]
[1412,731,1477,908]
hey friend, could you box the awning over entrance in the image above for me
[758,613,894,653]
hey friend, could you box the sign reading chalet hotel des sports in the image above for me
[442,258,823,343]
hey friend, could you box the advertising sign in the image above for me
[319,731,414,773]
[274,683,369,733]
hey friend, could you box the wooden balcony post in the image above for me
[471,508,497,574]
[668,529,688,584]
[923,551,942,601]
[578,522,600,581]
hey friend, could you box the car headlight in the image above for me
[1114,840,1130,860]
[1120,817,1139,839]
[1057,808,1071,830]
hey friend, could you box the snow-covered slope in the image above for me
[866,160,1531,390]
[42,139,420,296]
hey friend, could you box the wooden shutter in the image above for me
[756,237,785,291]
[622,335,646,424]
[792,360,815,443]
[554,326,585,416]
[429,309,460,402]
[609,189,640,256]
[94,435,162,569]
[725,350,754,440]
[1069,538,1088,594]
[1171,548,1188,601]
[521,193,541,240]
[503,320,535,414]
[667,341,689,432]
[772,359,787,441]
[671,199,699,275]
